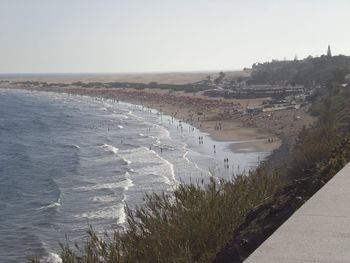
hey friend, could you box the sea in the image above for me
[0,88,268,262]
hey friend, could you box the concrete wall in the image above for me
[245,162,350,263]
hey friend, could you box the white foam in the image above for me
[153,123,171,140]
[117,125,124,129]
[150,149,177,186]
[182,145,211,176]
[123,175,134,191]
[121,157,132,165]
[117,204,126,224]
[91,195,117,202]
[37,198,61,210]
[120,146,178,186]
[183,149,190,163]
[46,202,61,208]
[74,177,134,191]
[44,252,62,263]
[75,203,126,223]
[127,110,143,121]
[100,143,119,154]
[138,164,172,185]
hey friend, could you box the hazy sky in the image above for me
[0,0,349,73]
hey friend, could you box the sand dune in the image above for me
[0,70,249,84]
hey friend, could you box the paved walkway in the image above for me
[245,162,350,263]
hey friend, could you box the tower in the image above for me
[327,45,332,57]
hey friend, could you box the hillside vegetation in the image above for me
[215,80,350,261]
[249,55,350,86]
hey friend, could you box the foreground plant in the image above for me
[57,168,280,263]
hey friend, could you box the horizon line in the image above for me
[0,68,247,76]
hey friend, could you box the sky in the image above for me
[0,0,349,73]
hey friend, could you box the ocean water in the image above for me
[0,89,268,262]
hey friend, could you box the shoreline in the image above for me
[0,87,272,181]
[2,85,283,155]
[1,81,315,169]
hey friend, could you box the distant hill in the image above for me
[249,55,350,86]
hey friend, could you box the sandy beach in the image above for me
[47,88,277,150]
[0,82,317,157]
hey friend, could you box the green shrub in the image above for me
[58,168,280,263]
[287,124,341,178]
[315,136,350,181]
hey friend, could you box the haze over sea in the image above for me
[0,89,267,262]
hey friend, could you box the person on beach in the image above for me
[213,144,216,154]
[224,158,229,169]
